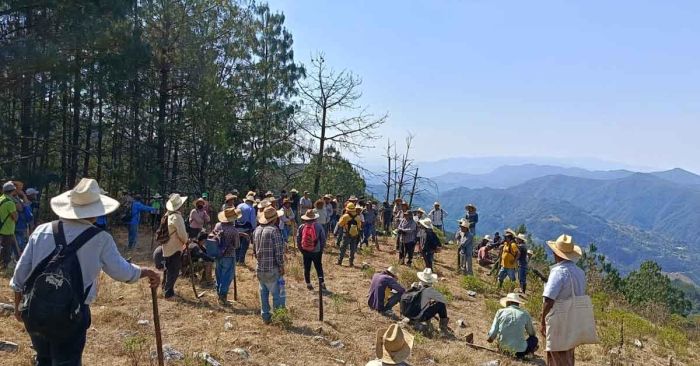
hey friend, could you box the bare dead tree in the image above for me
[396,134,414,199]
[297,52,388,194]
[408,167,419,207]
[383,138,393,203]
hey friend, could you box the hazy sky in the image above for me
[268,0,700,173]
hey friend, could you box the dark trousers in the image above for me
[163,251,182,297]
[30,305,90,366]
[0,234,18,268]
[419,301,448,321]
[423,251,435,270]
[236,235,250,264]
[338,236,359,265]
[383,292,402,312]
[515,335,539,359]
[302,251,324,284]
[399,241,416,264]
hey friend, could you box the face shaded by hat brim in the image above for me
[301,212,318,221]
[499,294,525,308]
[218,209,242,223]
[258,208,284,225]
[375,327,414,364]
[50,191,120,220]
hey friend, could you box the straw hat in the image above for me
[458,219,470,229]
[166,193,188,212]
[348,195,359,202]
[418,218,433,230]
[245,193,255,202]
[265,190,274,197]
[50,178,119,219]
[516,233,528,242]
[258,206,283,225]
[225,193,237,202]
[504,228,516,236]
[466,203,477,210]
[394,198,403,203]
[500,292,525,307]
[434,201,440,206]
[547,234,583,261]
[323,194,333,199]
[152,193,162,199]
[345,202,357,211]
[283,198,291,204]
[375,324,414,364]
[386,266,398,277]
[194,197,206,206]
[301,209,318,221]
[218,208,242,223]
[483,235,492,242]
[417,268,438,284]
[412,208,426,215]
[290,188,298,194]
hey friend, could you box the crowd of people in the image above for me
[4,178,597,366]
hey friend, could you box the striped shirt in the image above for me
[397,216,417,243]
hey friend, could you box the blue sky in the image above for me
[268,0,700,173]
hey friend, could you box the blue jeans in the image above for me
[30,305,90,366]
[236,235,250,264]
[518,265,528,290]
[460,244,473,274]
[281,226,290,244]
[15,230,27,252]
[362,223,375,244]
[128,224,139,249]
[498,268,516,285]
[216,257,235,296]
[258,269,284,321]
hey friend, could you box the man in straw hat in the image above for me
[487,292,538,359]
[279,198,295,245]
[157,193,190,298]
[336,202,363,267]
[10,178,161,364]
[296,209,327,291]
[427,202,447,231]
[366,323,414,366]
[235,192,257,265]
[253,206,286,323]
[541,234,586,366]
[497,229,520,289]
[367,266,405,317]
[221,193,238,212]
[400,268,452,337]
[456,219,474,275]
[213,207,242,305]
[396,205,417,266]
[465,203,478,233]
[515,233,530,293]
[299,190,313,213]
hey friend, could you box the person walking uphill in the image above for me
[541,234,597,366]
[214,208,241,305]
[159,194,189,299]
[127,194,157,250]
[337,203,363,267]
[253,206,286,324]
[10,178,160,365]
[296,209,327,291]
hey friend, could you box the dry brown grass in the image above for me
[0,226,696,365]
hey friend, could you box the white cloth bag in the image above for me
[545,273,599,351]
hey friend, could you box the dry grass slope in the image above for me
[1,226,697,365]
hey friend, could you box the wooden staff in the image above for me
[318,282,324,321]
[151,287,165,366]
[233,260,238,301]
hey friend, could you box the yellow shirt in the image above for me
[500,241,519,269]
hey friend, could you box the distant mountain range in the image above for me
[366,164,700,284]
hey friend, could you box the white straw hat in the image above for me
[417,268,438,284]
[50,178,119,219]
[166,193,188,212]
[500,292,525,307]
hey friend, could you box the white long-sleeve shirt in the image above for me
[10,219,142,304]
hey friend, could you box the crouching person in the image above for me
[10,179,160,365]
[400,268,452,337]
[368,266,405,318]
[487,293,538,359]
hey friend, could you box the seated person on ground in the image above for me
[368,266,405,316]
[400,268,451,336]
[487,293,538,359]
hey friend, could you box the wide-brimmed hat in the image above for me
[265,190,274,197]
[500,292,525,307]
[290,188,299,194]
[433,201,440,206]
[466,203,477,210]
[283,198,291,204]
[218,208,242,223]
[547,234,583,261]
[50,178,120,219]
[225,193,237,202]
[458,219,470,228]
[2,181,16,192]
[483,235,492,242]
[258,198,273,209]
[386,266,398,277]
[375,324,414,364]
[152,193,162,199]
[258,206,283,225]
[194,198,207,206]
[418,218,433,230]
[417,268,438,284]
[504,228,516,236]
[244,194,255,202]
[166,193,188,212]
[516,233,527,242]
[301,209,318,221]
[348,195,359,202]
[346,202,357,211]
[394,198,403,203]
[323,194,332,199]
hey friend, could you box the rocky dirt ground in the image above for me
[0,225,691,365]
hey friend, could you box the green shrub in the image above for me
[658,325,689,357]
[434,283,454,302]
[361,266,376,279]
[485,299,501,318]
[461,275,487,294]
[398,268,417,287]
[271,308,293,329]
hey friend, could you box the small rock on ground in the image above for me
[137,320,149,326]
[330,340,345,349]
[481,361,500,366]
[151,345,184,361]
[196,352,223,366]
[634,339,643,348]
[467,290,477,297]
[230,348,250,359]
[224,321,234,331]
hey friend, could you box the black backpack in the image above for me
[20,221,102,339]
[399,287,423,319]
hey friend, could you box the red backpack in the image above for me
[301,224,317,252]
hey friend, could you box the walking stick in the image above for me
[233,260,238,301]
[151,287,165,366]
[318,282,324,321]
[187,245,202,300]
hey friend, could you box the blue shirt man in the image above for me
[235,195,257,264]
[127,197,155,249]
